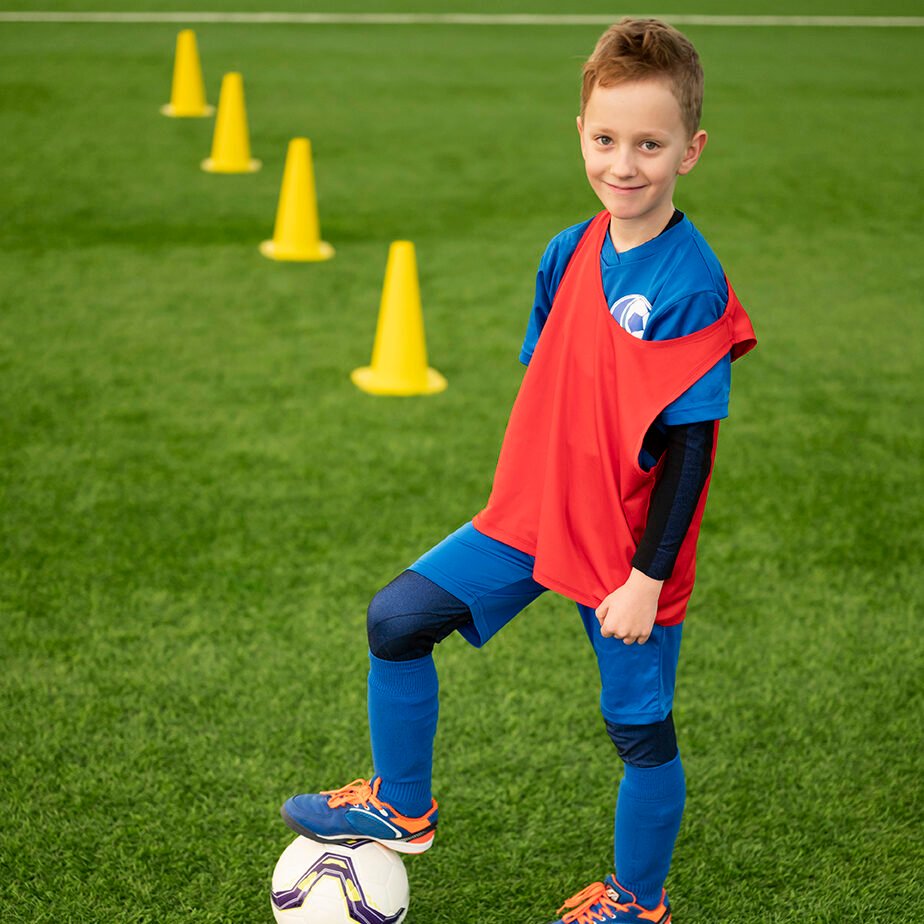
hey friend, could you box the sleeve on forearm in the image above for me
[631,420,715,581]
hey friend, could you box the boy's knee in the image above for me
[366,583,413,660]
[366,570,472,662]
[605,712,678,767]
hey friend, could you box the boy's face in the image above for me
[577,79,707,232]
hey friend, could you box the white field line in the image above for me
[0,12,923,27]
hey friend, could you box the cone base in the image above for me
[161,103,214,118]
[201,157,262,174]
[260,239,335,263]
[351,366,447,397]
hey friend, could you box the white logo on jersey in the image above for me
[610,294,652,338]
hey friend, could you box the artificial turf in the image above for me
[0,3,922,922]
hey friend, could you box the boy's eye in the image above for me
[641,141,661,152]
[595,135,613,146]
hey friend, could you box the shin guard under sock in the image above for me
[614,753,686,908]
[367,651,439,817]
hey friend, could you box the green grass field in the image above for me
[1,3,922,922]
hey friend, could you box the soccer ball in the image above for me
[271,836,409,924]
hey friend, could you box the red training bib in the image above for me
[473,211,756,624]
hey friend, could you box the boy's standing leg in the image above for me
[589,606,685,912]
[550,609,682,923]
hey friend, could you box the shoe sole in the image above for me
[280,805,436,855]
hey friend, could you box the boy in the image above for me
[282,19,756,923]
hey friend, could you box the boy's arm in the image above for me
[632,420,714,579]
[596,420,714,644]
[519,265,554,365]
[520,221,591,365]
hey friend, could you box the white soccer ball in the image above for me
[271,836,409,924]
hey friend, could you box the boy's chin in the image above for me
[603,199,671,225]
[605,205,648,223]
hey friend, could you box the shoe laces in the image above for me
[559,881,629,924]
[321,778,383,810]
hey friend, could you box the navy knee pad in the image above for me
[605,712,678,768]
[366,570,473,662]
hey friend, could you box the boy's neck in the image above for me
[607,202,679,253]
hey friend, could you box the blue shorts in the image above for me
[409,521,682,724]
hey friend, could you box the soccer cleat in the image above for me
[549,875,671,924]
[281,777,438,855]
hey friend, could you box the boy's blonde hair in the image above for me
[581,18,704,137]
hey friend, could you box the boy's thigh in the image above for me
[577,604,683,724]
[409,521,545,648]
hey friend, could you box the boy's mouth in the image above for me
[606,182,645,193]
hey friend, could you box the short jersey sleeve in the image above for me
[645,288,731,425]
[519,219,592,365]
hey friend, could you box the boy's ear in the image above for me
[678,129,708,176]
[576,115,586,156]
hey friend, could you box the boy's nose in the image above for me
[608,148,637,179]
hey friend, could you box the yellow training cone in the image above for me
[352,242,447,396]
[201,72,260,173]
[160,29,214,118]
[260,138,334,262]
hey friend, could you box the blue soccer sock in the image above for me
[367,651,439,817]
[614,753,686,908]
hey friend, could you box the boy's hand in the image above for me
[595,568,664,645]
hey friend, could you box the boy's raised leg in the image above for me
[367,650,439,817]
[281,572,470,853]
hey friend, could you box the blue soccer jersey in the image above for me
[520,213,731,426]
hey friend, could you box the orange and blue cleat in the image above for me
[550,875,671,923]
[281,777,438,855]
